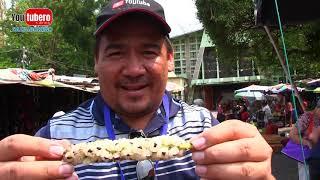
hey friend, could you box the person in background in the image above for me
[285,101,293,127]
[241,97,250,112]
[307,100,320,180]
[265,121,278,135]
[193,98,204,107]
[224,101,233,120]
[239,105,250,122]
[231,100,240,119]
[262,101,273,127]
[290,100,320,180]
[216,103,226,122]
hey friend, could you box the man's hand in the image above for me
[0,134,77,180]
[191,120,274,180]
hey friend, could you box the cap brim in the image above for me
[94,8,171,36]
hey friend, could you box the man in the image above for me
[262,101,272,127]
[289,99,320,180]
[285,102,293,127]
[309,99,320,174]
[0,0,274,179]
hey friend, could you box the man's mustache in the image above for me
[119,77,150,86]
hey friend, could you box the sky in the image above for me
[4,0,10,9]
[4,0,203,37]
[155,0,203,37]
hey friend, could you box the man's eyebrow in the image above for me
[103,44,124,52]
[142,43,161,49]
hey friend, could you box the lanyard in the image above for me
[103,94,170,180]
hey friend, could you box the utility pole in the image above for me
[21,46,27,69]
[0,0,5,48]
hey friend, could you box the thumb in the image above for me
[190,120,258,150]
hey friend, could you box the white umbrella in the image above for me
[235,91,266,101]
[235,85,271,93]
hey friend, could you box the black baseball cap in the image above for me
[94,0,171,36]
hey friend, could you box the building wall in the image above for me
[202,47,259,79]
[171,31,202,77]
[172,30,259,81]
[172,30,262,107]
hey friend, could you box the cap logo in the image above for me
[112,0,125,9]
[125,0,150,7]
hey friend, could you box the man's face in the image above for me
[95,14,173,119]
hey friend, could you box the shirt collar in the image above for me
[92,91,180,134]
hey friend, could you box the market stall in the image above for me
[0,68,186,140]
[0,69,98,139]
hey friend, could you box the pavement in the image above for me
[272,152,299,180]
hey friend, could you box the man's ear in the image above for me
[94,52,99,63]
[168,52,174,72]
[94,63,98,76]
[94,55,99,75]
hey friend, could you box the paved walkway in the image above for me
[272,152,299,180]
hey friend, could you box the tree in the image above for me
[195,0,320,80]
[0,0,109,75]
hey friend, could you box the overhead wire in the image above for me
[26,50,94,73]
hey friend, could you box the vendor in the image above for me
[290,100,320,180]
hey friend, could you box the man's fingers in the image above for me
[55,139,72,149]
[20,156,47,162]
[192,137,272,165]
[191,120,259,150]
[0,134,68,161]
[56,173,79,180]
[194,160,274,180]
[0,161,76,180]
[19,156,37,162]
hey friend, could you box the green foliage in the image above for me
[0,0,109,75]
[195,0,320,79]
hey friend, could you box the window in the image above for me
[239,59,254,76]
[191,67,195,74]
[189,36,196,43]
[174,53,180,59]
[197,35,202,44]
[174,45,180,52]
[191,44,197,51]
[181,52,185,59]
[174,61,181,67]
[191,52,197,59]
[191,60,197,67]
[182,61,186,66]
